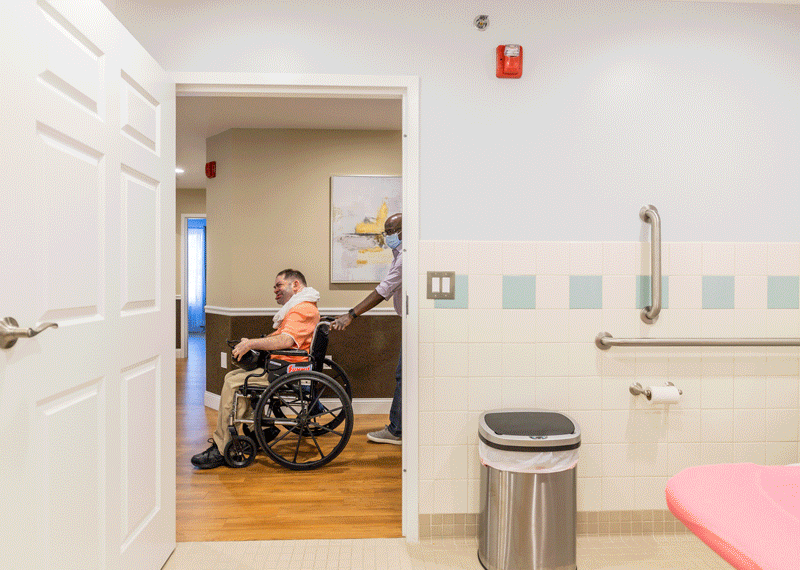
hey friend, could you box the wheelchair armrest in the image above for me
[270,349,308,358]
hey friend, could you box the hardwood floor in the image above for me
[176,334,403,542]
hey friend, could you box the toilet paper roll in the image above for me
[647,385,681,404]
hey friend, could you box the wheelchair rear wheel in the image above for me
[253,371,353,470]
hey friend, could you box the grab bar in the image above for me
[640,205,661,324]
[595,332,800,350]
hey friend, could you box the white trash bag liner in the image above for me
[479,440,579,474]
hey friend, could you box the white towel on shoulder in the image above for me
[273,286,320,329]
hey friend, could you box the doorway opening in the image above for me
[174,73,420,542]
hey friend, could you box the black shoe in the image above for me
[191,438,225,469]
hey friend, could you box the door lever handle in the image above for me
[1,317,58,349]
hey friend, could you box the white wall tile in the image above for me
[434,414,471,446]
[579,443,603,478]
[669,276,702,309]
[434,343,467,377]
[419,308,435,343]
[501,309,537,344]
[535,343,571,376]
[602,275,636,309]
[434,479,469,513]
[766,310,800,337]
[535,377,570,410]
[570,242,604,274]
[468,274,503,309]
[701,376,734,408]
[537,242,570,275]
[569,410,602,445]
[735,276,768,309]
[469,241,503,275]
[702,243,736,275]
[666,410,702,443]
[419,445,435,480]
[434,308,469,343]
[577,478,602,511]
[766,409,799,442]
[765,376,800,409]
[602,377,634,410]
[433,378,467,412]
[503,343,538,377]
[733,409,766,442]
[500,377,537,408]
[502,241,537,274]
[568,310,602,342]
[733,377,766,408]
[468,343,502,378]
[635,477,669,510]
[469,308,503,344]
[701,443,735,464]
[468,377,503,411]
[602,443,636,477]
[701,309,736,337]
[434,241,469,273]
[419,412,435,446]
[570,343,602,377]
[535,309,570,342]
[419,377,435,412]
[602,477,635,510]
[419,241,435,273]
[602,410,630,443]
[603,243,639,275]
[701,409,734,442]
[667,442,702,476]
[735,243,768,276]
[433,445,469,481]
[536,275,570,309]
[736,443,766,464]
[568,377,603,411]
[667,243,702,276]
[419,343,435,377]
[768,243,800,276]
[766,442,799,465]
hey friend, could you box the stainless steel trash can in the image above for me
[478,409,581,570]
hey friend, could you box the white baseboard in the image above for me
[203,391,390,415]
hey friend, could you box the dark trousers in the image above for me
[388,353,402,437]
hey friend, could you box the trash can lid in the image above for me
[479,409,581,451]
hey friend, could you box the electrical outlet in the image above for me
[221,352,227,369]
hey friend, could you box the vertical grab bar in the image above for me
[640,205,661,324]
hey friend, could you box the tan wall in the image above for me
[175,187,207,296]
[206,128,402,309]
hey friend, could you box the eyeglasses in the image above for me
[382,228,401,237]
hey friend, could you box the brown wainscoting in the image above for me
[204,312,401,398]
[176,298,181,349]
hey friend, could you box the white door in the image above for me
[0,1,175,569]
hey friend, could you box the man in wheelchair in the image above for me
[191,268,320,469]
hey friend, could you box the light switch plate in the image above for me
[427,271,456,300]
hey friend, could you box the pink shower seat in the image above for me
[666,463,800,570]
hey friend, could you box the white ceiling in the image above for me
[176,96,401,189]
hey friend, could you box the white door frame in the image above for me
[173,72,420,541]
[179,214,207,359]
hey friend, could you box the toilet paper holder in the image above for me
[629,381,682,399]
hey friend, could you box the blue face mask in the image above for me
[385,233,401,250]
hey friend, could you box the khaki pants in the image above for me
[212,367,271,452]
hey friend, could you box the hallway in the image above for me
[176,334,403,541]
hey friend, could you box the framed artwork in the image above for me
[330,175,402,283]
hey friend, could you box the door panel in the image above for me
[1,1,175,569]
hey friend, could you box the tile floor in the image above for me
[163,535,731,569]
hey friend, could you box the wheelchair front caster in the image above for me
[224,435,257,468]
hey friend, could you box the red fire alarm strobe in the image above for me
[205,161,216,178]
[496,44,523,78]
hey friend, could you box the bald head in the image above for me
[384,213,402,237]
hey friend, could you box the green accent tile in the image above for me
[702,276,735,309]
[570,275,602,309]
[434,275,468,309]
[636,276,669,310]
[502,275,536,309]
[768,276,800,309]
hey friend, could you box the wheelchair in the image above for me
[223,317,353,470]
